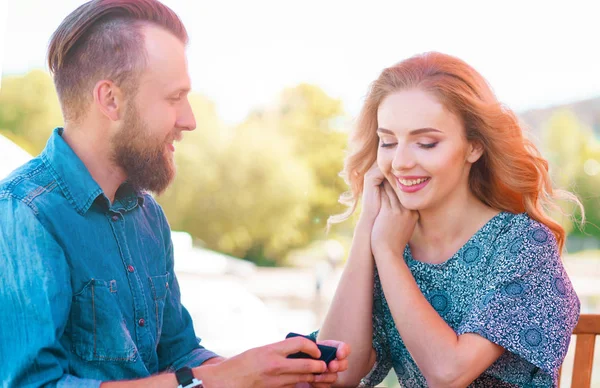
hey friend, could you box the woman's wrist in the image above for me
[373,243,406,264]
[355,217,375,237]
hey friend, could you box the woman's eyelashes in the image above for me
[418,142,438,149]
[378,139,439,149]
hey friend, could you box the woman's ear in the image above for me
[466,140,484,164]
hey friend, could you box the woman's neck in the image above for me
[409,190,500,264]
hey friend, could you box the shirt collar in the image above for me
[41,127,144,215]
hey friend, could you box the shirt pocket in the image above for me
[148,273,170,342]
[70,279,138,362]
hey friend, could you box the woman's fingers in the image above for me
[380,181,391,210]
[383,180,401,211]
[364,162,385,186]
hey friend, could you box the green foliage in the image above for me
[276,84,350,240]
[542,110,600,239]
[159,95,315,263]
[0,70,63,155]
[159,84,351,264]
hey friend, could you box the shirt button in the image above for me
[138,318,145,327]
[111,215,119,221]
[127,265,135,273]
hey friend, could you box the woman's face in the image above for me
[376,88,482,211]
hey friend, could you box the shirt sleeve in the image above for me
[457,221,580,385]
[0,198,102,388]
[155,214,220,372]
[360,269,393,387]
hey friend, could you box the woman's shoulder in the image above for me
[487,212,562,275]
[493,212,557,250]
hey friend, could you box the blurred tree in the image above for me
[225,84,355,263]
[162,84,353,265]
[542,109,600,240]
[275,84,351,241]
[159,94,315,265]
[0,70,63,155]
[543,110,590,187]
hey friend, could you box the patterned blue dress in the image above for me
[361,212,580,387]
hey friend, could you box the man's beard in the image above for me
[110,103,176,195]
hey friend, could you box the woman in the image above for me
[316,52,582,387]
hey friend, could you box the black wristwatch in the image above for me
[175,366,204,388]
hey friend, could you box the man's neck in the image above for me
[62,124,125,204]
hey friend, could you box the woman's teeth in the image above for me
[399,178,429,186]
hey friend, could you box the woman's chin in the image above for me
[394,189,429,212]
[398,200,424,211]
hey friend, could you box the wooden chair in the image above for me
[559,314,600,387]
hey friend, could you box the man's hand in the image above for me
[295,340,351,388]
[195,336,349,388]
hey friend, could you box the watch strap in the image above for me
[175,366,203,388]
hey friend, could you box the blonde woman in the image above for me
[316,52,581,387]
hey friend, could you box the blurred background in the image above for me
[1,0,599,386]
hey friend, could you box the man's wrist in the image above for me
[175,366,203,388]
[192,363,219,388]
[202,356,226,365]
[189,354,226,387]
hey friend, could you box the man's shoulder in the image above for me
[0,156,59,214]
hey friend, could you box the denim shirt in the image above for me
[0,128,219,387]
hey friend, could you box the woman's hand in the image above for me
[358,163,386,228]
[371,180,418,260]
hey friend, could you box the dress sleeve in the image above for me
[457,222,580,385]
[360,269,393,387]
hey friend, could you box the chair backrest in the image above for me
[559,314,600,387]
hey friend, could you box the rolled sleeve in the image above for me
[168,346,221,371]
[0,199,101,387]
[56,375,102,388]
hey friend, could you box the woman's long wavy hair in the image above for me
[330,52,582,253]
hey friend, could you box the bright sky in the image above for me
[1,0,599,124]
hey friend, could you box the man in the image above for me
[0,1,349,387]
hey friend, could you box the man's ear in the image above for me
[466,140,484,164]
[93,80,124,121]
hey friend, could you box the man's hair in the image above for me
[47,0,188,123]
